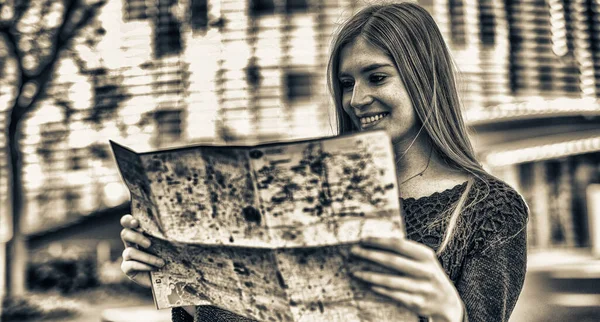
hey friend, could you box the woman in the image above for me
[120,2,528,322]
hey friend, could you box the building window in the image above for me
[154,1,182,58]
[37,123,67,165]
[68,155,84,171]
[448,0,467,47]
[285,72,312,102]
[285,0,308,13]
[249,0,275,16]
[246,59,262,87]
[191,0,208,31]
[93,69,119,111]
[64,189,81,215]
[124,0,149,21]
[89,144,111,161]
[478,0,495,46]
[154,110,183,147]
[538,66,553,92]
[87,68,129,125]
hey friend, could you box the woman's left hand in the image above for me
[350,237,464,322]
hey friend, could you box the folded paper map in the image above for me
[110,130,417,321]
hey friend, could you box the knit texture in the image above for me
[172,176,528,322]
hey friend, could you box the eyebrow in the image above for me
[338,63,394,78]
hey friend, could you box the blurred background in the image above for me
[0,0,599,321]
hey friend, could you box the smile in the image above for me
[360,112,389,127]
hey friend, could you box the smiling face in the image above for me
[338,37,419,144]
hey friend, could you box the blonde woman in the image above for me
[120,3,528,321]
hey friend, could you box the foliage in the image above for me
[86,67,131,127]
[1,296,44,321]
[27,257,99,294]
[1,296,78,322]
[0,0,108,115]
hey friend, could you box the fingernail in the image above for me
[144,240,151,248]
[159,260,166,267]
[350,246,361,254]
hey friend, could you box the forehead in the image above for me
[338,38,394,73]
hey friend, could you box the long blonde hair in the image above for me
[326,2,490,253]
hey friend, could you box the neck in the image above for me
[393,133,468,199]
[393,132,433,182]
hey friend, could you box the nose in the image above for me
[350,82,373,109]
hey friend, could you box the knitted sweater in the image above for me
[172,177,528,322]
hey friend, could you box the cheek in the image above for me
[341,94,353,115]
[391,105,419,134]
[388,92,413,117]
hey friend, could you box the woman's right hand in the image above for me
[120,214,165,288]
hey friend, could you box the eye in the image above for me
[339,79,354,91]
[369,74,387,84]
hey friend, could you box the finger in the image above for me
[120,214,139,229]
[122,247,165,268]
[352,271,425,294]
[350,246,425,277]
[121,228,151,248]
[121,260,156,275]
[360,237,435,261]
[371,286,425,313]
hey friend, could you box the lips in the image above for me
[359,112,389,128]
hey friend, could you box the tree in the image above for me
[0,0,106,296]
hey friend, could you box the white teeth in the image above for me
[360,113,388,125]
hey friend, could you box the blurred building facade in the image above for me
[1,0,599,259]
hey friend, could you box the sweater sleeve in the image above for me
[172,307,194,322]
[194,306,258,321]
[455,225,527,322]
[172,306,258,322]
[451,179,529,322]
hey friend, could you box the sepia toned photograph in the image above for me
[0,0,599,321]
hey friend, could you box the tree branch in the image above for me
[2,0,106,129]
[32,0,102,78]
[62,1,106,43]
[20,0,103,112]
[55,0,79,47]
[0,13,24,72]
[0,29,27,123]
[66,48,90,74]
[12,0,32,27]
[0,20,9,32]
